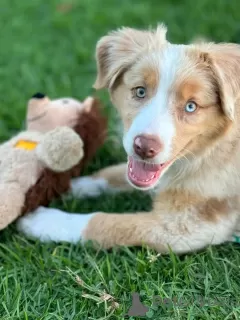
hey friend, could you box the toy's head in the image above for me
[22,92,107,215]
[26,92,107,169]
[27,93,95,132]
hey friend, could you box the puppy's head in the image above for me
[94,25,240,190]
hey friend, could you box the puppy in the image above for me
[18,24,240,254]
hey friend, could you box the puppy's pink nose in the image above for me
[133,134,162,159]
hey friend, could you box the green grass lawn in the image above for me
[1,0,240,319]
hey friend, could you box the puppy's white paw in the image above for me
[17,206,96,243]
[70,177,109,198]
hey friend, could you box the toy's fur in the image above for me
[0,94,107,230]
[18,25,240,252]
[22,98,107,214]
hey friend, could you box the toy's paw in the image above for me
[17,206,96,243]
[37,127,84,172]
[70,176,109,198]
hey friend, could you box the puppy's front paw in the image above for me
[17,206,96,243]
[70,176,109,198]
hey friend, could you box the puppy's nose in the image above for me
[133,134,162,159]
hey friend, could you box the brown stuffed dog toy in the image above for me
[0,93,107,230]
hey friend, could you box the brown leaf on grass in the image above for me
[75,275,84,286]
[72,270,120,313]
[110,301,120,310]
[100,292,114,302]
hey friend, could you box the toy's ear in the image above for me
[93,24,168,90]
[27,92,50,119]
[81,96,96,113]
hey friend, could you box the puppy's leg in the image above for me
[82,209,237,253]
[70,163,134,198]
[17,205,237,253]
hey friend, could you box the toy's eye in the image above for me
[185,101,197,113]
[135,87,146,98]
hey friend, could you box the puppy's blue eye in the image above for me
[135,87,146,98]
[185,101,197,113]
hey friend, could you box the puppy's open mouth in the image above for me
[127,156,171,189]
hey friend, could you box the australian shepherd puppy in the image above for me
[18,24,240,254]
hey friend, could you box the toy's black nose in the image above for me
[32,92,45,99]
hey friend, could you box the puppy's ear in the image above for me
[93,24,168,90]
[204,43,240,121]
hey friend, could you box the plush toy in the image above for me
[0,93,107,230]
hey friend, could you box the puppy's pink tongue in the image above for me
[128,157,163,188]
[132,158,161,178]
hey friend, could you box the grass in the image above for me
[0,0,240,319]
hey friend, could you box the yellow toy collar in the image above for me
[14,140,38,150]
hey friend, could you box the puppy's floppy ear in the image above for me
[204,43,240,121]
[93,24,168,90]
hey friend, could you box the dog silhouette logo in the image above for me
[125,292,149,317]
